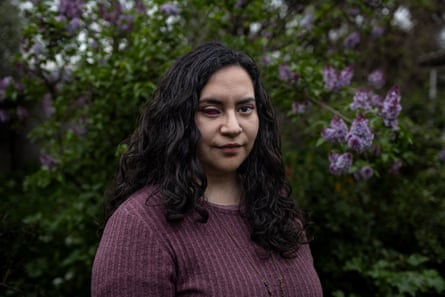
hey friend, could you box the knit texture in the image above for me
[92,186,323,296]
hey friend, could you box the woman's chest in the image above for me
[164,213,322,297]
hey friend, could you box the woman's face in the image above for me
[195,65,259,178]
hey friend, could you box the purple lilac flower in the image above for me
[321,117,349,143]
[118,14,134,32]
[160,3,180,16]
[40,153,57,169]
[235,0,244,9]
[300,12,313,29]
[72,125,87,137]
[329,152,353,176]
[0,76,12,90]
[370,93,383,109]
[135,0,146,14]
[90,39,99,49]
[0,109,10,123]
[368,69,385,89]
[323,65,337,91]
[439,149,445,163]
[67,17,82,35]
[292,101,311,114]
[354,166,374,180]
[31,42,45,56]
[380,86,402,130]
[279,64,298,82]
[371,25,384,38]
[98,2,123,24]
[389,160,402,175]
[42,93,54,117]
[350,89,372,111]
[58,0,84,19]
[346,114,374,153]
[261,56,272,66]
[16,106,28,120]
[323,65,354,92]
[338,66,354,86]
[348,8,360,16]
[344,31,360,49]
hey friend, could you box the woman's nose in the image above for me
[220,112,242,135]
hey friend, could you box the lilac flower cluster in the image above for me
[380,86,402,130]
[368,69,385,89]
[371,26,384,38]
[321,78,402,177]
[160,3,180,16]
[323,65,354,92]
[135,0,146,14]
[322,114,374,153]
[58,0,84,19]
[389,160,402,175]
[344,31,360,49]
[350,89,372,111]
[329,152,353,175]
[349,85,402,130]
[279,64,299,82]
[40,153,57,169]
[321,117,348,143]
[354,166,374,180]
[98,2,135,32]
[291,101,311,114]
[346,114,374,153]
[322,113,374,175]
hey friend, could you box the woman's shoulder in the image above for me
[110,185,167,230]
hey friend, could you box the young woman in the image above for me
[92,42,322,297]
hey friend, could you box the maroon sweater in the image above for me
[92,187,323,296]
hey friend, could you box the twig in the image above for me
[308,96,352,123]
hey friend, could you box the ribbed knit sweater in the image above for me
[92,186,323,296]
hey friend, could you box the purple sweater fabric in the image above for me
[92,187,323,296]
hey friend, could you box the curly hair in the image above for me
[106,41,308,257]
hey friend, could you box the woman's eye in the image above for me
[201,108,221,116]
[238,106,254,113]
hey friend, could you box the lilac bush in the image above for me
[3,1,444,297]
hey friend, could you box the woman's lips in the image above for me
[218,144,242,153]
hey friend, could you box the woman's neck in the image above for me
[204,174,241,206]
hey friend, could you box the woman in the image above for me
[92,42,322,296]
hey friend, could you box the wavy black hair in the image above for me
[106,41,308,257]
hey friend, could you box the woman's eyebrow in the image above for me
[198,98,223,105]
[198,97,256,105]
[237,97,256,104]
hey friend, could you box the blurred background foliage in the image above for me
[1,0,445,296]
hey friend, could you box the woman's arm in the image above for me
[91,206,176,297]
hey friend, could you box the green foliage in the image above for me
[1,0,445,296]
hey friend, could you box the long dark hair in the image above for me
[106,41,308,257]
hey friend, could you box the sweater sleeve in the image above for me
[91,206,176,297]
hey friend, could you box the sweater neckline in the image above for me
[204,200,244,214]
